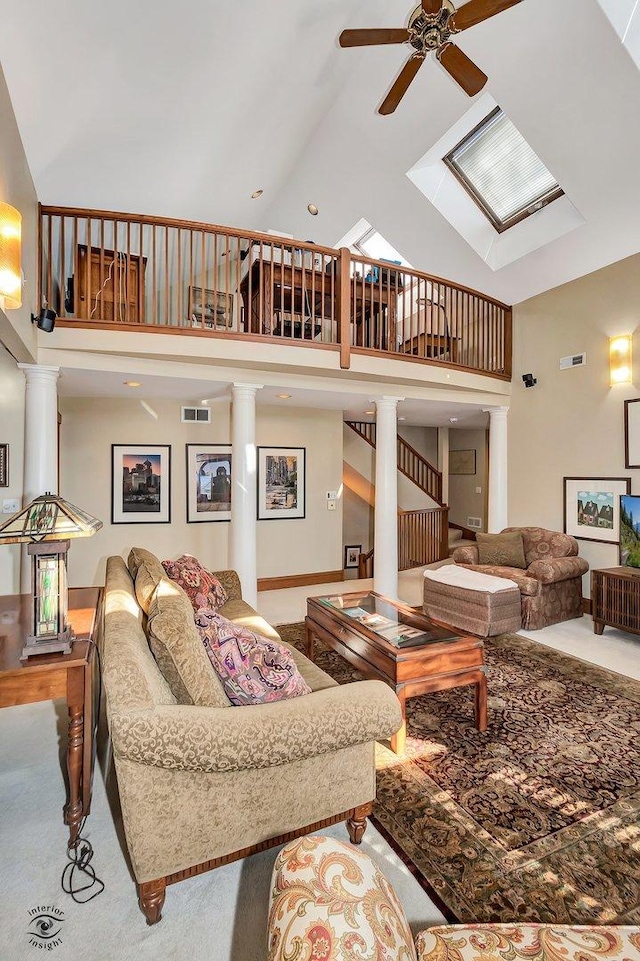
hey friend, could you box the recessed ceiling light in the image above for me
[364,409,375,415]
[449,417,458,423]
[251,189,264,199]
[124,381,141,388]
[307,203,319,216]
[201,399,210,405]
[276,393,291,400]
[398,416,406,421]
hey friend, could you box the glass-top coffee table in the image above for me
[306,590,487,755]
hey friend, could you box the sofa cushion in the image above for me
[147,578,230,708]
[162,554,228,612]
[459,564,540,596]
[219,598,282,643]
[503,526,578,563]
[128,547,167,615]
[194,609,311,706]
[476,531,527,569]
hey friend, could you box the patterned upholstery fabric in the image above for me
[268,836,417,961]
[218,598,282,643]
[476,531,527,568]
[147,579,230,708]
[451,527,589,630]
[416,925,640,961]
[128,547,168,615]
[212,569,243,602]
[162,554,228,612]
[194,609,311,705]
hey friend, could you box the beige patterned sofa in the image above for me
[452,527,589,630]
[101,548,402,924]
[268,835,640,961]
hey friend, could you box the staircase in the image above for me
[344,421,451,571]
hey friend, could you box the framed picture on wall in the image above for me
[449,449,476,475]
[0,444,8,487]
[563,476,631,544]
[257,447,305,520]
[344,544,362,569]
[111,445,171,524]
[624,399,640,468]
[186,444,232,523]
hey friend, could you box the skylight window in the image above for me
[353,227,411,267]
[443,107,564,233]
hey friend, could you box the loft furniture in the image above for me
[268,834,640,961]
[0,587,102,847]
[452,526,589,630]
[306,590,487,756]
[591,566,640,636]
[101,548,401,924]
[75,244,146,323]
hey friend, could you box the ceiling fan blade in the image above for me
[339,28,410,48]
[379,54,425,115]
[437,43,488,96]
[422,0,442,14]
[451,0,523,32]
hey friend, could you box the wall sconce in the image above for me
[609,335,633,386]
[0,201,22,310]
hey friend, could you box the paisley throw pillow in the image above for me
[161,554,228,612]
[194,609,311,706]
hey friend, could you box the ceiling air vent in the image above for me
[559,353,586,370]
[181,406,211,424]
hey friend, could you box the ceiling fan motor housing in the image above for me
[408,2,455,53]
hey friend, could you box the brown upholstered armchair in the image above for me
[452,526,589,630]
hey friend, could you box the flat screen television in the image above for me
[619,494,640,567]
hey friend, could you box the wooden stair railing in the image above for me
[345,421,443,505]
[357,506,449,577]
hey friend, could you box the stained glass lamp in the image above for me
[0,493,102,658]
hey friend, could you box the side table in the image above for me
[0,587,103,847]
[591,566,640,636]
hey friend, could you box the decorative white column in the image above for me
[373,396,403,599]
[230,383,262,608]
[483,406,509,533]
[18,364,60,501]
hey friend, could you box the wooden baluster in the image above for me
[176,228,182,328]
[336,248,351,370]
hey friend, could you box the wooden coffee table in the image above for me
[306,591,487,755]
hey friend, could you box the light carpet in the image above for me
[0,699,443,961]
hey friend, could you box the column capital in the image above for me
[482,405,509,418]
[18,364,60,382]
[372,396,405,411]
[231,383,263,392]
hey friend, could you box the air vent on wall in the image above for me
[181,406,211,424]
[559,352,586,370]
[467,517,482,529]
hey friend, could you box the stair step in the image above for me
[448,528,463,543]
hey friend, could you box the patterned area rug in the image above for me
[276,623,640,924]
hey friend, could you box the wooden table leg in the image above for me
[65,665,85,847]
[475,670,488,732]
[305,618,315,660]
[390,688,407,755]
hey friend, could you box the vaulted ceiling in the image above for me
[1,0,639,305]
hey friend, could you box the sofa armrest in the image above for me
[110,680,402,773]
[211,569,242,601]
[526,556,589,585]
[452,545,478,564]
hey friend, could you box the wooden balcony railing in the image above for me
[39,205,512,380]
[357,506,450,577]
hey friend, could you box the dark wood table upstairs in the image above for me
[0,587,103,847]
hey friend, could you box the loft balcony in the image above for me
[39,205,512,381]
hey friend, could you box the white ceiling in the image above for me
[2,0,640,306]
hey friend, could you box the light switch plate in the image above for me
[327,500,336,511]
[327,490,338,500]
[2,498,20,514]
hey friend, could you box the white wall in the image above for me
[509,252,640,595]
[449,429,488,531]
[0,345,25,592]
[60,397,343,588]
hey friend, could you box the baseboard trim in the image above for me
[258,569,345,592]
[583,597,592,615]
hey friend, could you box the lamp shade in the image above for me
[0,492,103,545]
[0,202,22,310]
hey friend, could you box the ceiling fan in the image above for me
[339,0,523,115]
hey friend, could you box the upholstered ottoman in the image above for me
[423,565,521,637]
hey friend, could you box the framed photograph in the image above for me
[0,444,7,487]
[111,445,171,524]
[186,444,232,523]
[257,447,305,520]
[563,476,631,544]
[188,286,232,328]
[624,399,640,468]
[344,544,362,569]
[449,449,476,475]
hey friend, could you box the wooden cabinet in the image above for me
[76,244,146,323]
[591,566,640,636]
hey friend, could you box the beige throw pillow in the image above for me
[476,531,527,569]
[147,577,230,708]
